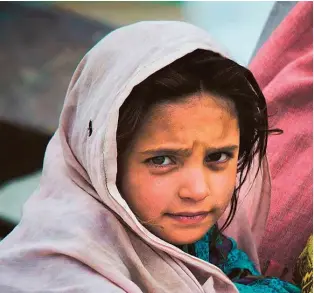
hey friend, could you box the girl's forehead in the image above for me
[145,94,237,127]
[133,94,239,149]
[150,93,237,119]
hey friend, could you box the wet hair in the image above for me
[116,49,281,231]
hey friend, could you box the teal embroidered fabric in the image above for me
[191,226,301,293]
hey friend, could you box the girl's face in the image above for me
[118,93,240,245]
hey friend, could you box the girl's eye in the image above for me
[206,152,231,163]
[149,156,173,166]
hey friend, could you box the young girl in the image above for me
[0,21,300,293]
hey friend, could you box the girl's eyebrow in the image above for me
[140,145,239,157]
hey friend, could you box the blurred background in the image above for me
[0,1,297,238]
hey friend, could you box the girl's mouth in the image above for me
[165,212,209,225]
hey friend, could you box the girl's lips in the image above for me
[166,212,209,225]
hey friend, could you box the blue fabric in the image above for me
[193,227,301,293]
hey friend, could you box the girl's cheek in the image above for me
[131,173,176,216]
[210,172,236,202]
[144,176,177,203]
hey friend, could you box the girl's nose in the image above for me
[178,168,210,202]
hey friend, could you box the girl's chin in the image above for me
[157,228,210,246]
[144,217,215,245]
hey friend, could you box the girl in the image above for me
[0,21,300,293]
